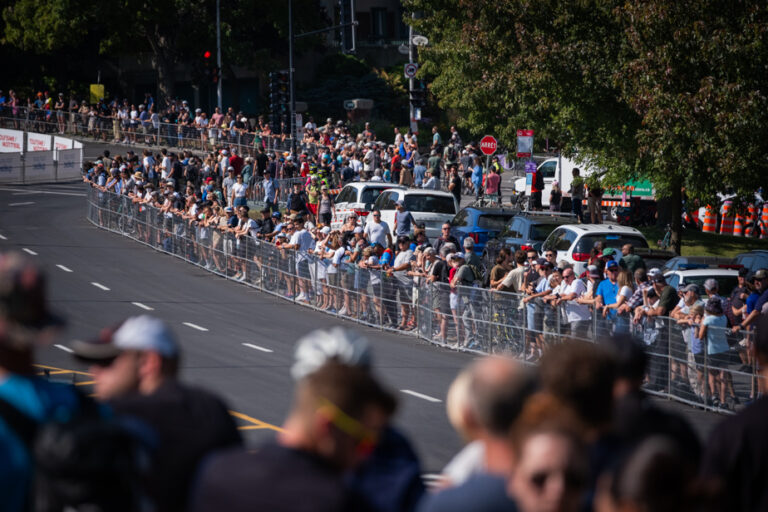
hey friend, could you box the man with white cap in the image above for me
[71,315,241,512]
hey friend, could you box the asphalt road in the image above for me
[0,174,724,472]
[0,181,471,472]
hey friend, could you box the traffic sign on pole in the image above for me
[404,63,419,79]
[480,135,497,156]
[516,129,534,158]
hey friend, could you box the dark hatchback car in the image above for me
[483,212,576,268]
[449,206,520,254]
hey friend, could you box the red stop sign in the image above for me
[480,135,497,155]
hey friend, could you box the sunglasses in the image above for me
[529,469,584,492]
[317,397,379,457]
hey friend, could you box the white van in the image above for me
[514,156,597,207]
[372,189,460,240]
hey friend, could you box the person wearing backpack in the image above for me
[0,253,150,512]
[70,315,242,512]
[531,165,544,211]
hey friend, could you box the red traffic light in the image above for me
[203,50,211,59]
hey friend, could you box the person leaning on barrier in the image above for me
[701,313,768,512]
[552,266,591,338]
[489,248,513,290]
[497,250,528,293]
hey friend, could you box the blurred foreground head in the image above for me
[285,327,396,470]
[0,252,64,372]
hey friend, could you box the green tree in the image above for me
[406,0,768,253]
[2,0,328,104]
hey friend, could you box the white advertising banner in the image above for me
[0,152,23,183]
[53,136,73,160]
[73,140,83,149]
[0,129,23,153]
[57,148,83,180]
[27,133,52,152]
[24,150,56,183]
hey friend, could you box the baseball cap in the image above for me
[682,283,699,294]
[321,226,331,235]
[397,235,410,244]
[463,237,474,248]
[224,206,234,213]
[602,247,616,257]
[650,272,666,283]
[648,267,662,277]
[703,278,718,291]
[290,327,371,380]
[272,211,281,218]
[395,200,404,207]
[754,269,768,280]
[536,257,548,266]
[453,252,465,260]
[606,260,619,270]
[353,226,363,234]
[71,315,178,362]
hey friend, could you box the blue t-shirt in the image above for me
[0,375,83,512]
[471,165,483,186]
[746,291,760,314]
[754,288,768,314]
[395,211,415,236]
[703,314,729,355]
[596,279,619,318]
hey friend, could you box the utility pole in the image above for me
[216,0,223,110]
[289,0,296,156]
[408,17,415,135]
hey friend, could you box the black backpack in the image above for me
[0,392,151,512]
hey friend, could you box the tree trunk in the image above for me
[669,179,683,255]
[147,29,175,107]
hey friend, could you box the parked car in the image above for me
[330,183,405,230]
[541,223,650,276]
[663,267,739,297]
[663,255,734,271]
[449,205,520,254]
[483,212,576,268]
[733,250,768,276]
[372,189,460,240]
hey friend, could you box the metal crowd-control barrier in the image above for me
[86,186,764,415]
[0,105,313,157]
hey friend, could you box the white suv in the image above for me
[330,183,405,230]
[541,224,649,275]
[372,189,460,239]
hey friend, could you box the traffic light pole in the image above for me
[289,0,357,156]
[289,0,296,156]
[216,0,223,110]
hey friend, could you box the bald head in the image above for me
[468,356,537,437]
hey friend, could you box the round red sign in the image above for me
[480,135,497,155]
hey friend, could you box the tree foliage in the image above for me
[2,0,328,103]
[406,0,768,252]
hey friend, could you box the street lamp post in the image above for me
[216,0,223,110]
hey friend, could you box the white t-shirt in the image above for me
[393,249,414,284]
[161,156,171,179]
[364,221,390,247]
[290,229,315,261]
[245,219,259,238]
[313,241,328,279]
[232,182,246,198]
[327,247,345,274]
[368,256,381,285]
[562,278,591,322]
[363,149,375,171]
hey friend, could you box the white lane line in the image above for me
[182,322,209,332]
[0,187,86,197]
[242,343,274,353]
[0,233,7,240]
[56,264,73,273]
[8,202,35,206]
[91,282,110,291]
[131,302,154,311]
[54,344,74,353]
[401,389,442,403]
[22,248,38,256]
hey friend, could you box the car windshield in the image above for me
[530,223,559,241]
[361,188,387,205]
[684,276,739,297]
[477,214,515,230]
[404,195,456,214]
[574,234,649,253]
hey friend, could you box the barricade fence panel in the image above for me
[86,186,763,415]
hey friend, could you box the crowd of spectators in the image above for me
[82,141,767,413]
[0,251,766,512]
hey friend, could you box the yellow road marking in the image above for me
[34,364,283,432]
